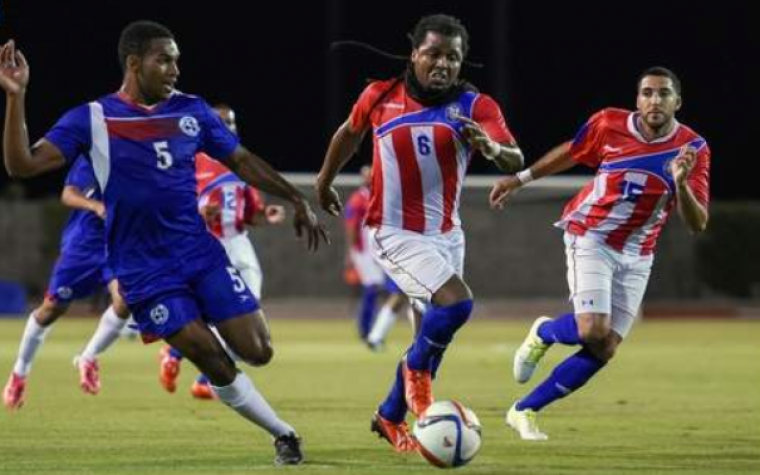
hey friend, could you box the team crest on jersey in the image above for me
[56,286,73,300]
[662,157,675,178]
[179,116,200,137]
[445,104,463,122]
[150,304,170,325]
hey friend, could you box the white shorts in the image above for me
[349,249,386,286]
[220,233,263,299]
[369,227,465,302]
[564,233,653,339]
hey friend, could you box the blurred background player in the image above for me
[344,165,408,351]
[317,14,523,453]
[0,21,328,465]
[490,67,710,441]
[3,156,131,409]
[159,104,287,400]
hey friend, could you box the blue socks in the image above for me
[516,347,605,412]
[537,312,581,345]
[358,285,379,339]
[406,300,473,371]
[379,300,474,423]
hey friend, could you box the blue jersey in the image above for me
[59,156,106,257]
[44,92,240,304]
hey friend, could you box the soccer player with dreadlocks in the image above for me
[317,13,524,453]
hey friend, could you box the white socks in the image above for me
[80,306,128,360]
[367,306,398,346]
[13,313,53,377]
[213,372,295,438]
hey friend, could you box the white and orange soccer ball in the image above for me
[412,400,482,469]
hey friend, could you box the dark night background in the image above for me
[0,0,757,200]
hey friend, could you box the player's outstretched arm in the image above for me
[225,146,329,251]
[1,41,67,177]
[671,146,709,233]
[489,141,576,209]
[316,120,367,216]
[61,186,106,220]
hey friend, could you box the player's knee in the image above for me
[239,342,274,367]
[577,313,612,344]
[35,300,68,326]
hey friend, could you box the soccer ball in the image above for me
[412,400,482,468]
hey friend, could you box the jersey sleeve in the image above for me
[198,100,240,162]
[44,105,92,164]
[688,143,711,207]
[348,81,394,132]
[64,156,96,190]
[471,94,515,145]
[569,109,608,168]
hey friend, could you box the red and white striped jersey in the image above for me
[196,153,264,239]
[557,108,710,256]
[350,80,515,235]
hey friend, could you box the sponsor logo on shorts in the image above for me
[179,116,200,137]
[56,286,73,300]
[150,304,170,326]
[581,298,595,307]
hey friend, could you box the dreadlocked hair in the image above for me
[409,13,470,58]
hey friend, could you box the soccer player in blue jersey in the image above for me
[0,21,327,465]
[3,156,131,409]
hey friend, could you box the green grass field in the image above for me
[1,316,759,474]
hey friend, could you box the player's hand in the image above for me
[200,204,221,224]
[0,40,30,95]
[264,205,286,225]
[293,199,330,251]
[92,202,107,220]
[454,114,500,159]
[316,185,343,217]
[671,145,697,186]
[489,176,522,209]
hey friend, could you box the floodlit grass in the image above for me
[1,316,758,474]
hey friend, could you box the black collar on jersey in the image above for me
[403,63,478,107]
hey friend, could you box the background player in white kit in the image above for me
[490,67,710,441]
[344,165,408,351]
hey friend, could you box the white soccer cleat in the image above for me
[513,316,552,384]
[506,403,548,441]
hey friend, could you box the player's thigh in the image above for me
[165,318,237,385]
[369,227,457,302]
[565,233,615,316]
[610,256,653,339]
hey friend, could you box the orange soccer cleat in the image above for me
[370,411,419,453]
[158,346,181,393]
[402,360,434,417]
[190,379,215,400]
[3,372,26,410]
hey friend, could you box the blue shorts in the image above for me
[131,261,260,342]
[46,253,112,303]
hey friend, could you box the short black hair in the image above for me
[637,66,682,95]
[118,20,174,72]
[410,14,470,57]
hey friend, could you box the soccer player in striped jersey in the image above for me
[317,14,524,452]
[0,21,327,464]
[490,67,710,441]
